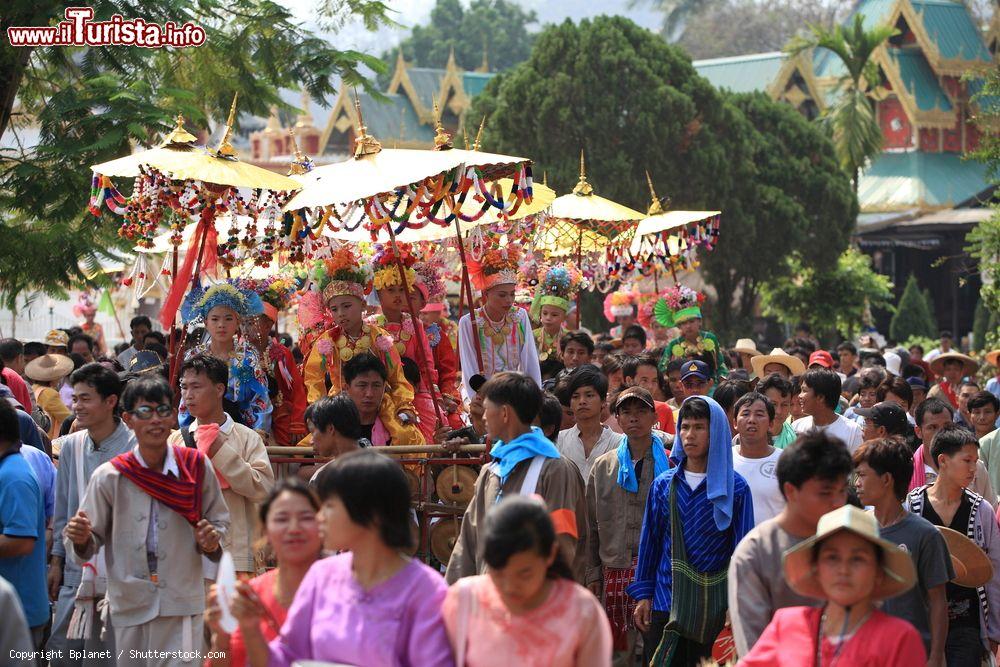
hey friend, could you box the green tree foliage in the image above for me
[889,274,936,342]
[972,299,999,353]
[378,0,537,77]
[761,247,894,343]
[967,66,1000,351]
[470,17,856,338]
[788,14,898,190]
[0,0,388,309]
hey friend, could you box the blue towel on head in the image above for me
[489,427,561,484]
[616,434,670,492]
[670,395,735,531]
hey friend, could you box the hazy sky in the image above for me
[279,0,661,53]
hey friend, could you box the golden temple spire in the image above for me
[161,113,197,147]
[432,101,453,151]
[352,90,382,158]
[572,149,593,196]
[213,92,239,158]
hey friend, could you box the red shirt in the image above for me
[654,400,675,435]
[2,368,33,411]
[219,569,288,667]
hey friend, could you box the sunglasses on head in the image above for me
[128,404,173,420]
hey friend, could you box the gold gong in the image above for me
[435,465,478,505]
[430,519,460,565]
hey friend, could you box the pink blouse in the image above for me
[442,576,612,667]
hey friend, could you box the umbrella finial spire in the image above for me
[161,113,197,147]
[462,124,470,150]
[432,101,453,151]
[287,127,313,175]
[214,93,239,158]
[573,149,593,196]
[645,169,665,215]
[473,115,486,151]
[352,89,382,158]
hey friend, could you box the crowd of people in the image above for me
[1,244,999,667]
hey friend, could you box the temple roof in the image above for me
[889,49,952,112]
[858,152,991,211]
[692,52,787,93]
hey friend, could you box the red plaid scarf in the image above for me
[111,445,205,526]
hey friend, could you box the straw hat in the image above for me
[751,347,806,378]
[733,339,761,357]
[985,349,1000,368]
[938,526,994,588]
[25,354,74,383]
[783,505,916,601]
[930,351,979,377]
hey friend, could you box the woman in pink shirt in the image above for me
[739,505,925,666]
[233,450,453,667]
[443,496,612,667]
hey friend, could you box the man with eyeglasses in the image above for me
[64,375,229,664]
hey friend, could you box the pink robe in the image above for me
[383,319,446,442]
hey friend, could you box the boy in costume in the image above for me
[656,284,728,381]
[530,264,584,362]
[370,243,450,442]
[180,280,272,431]
[604,291,637,339]
[412,254,464,429]
[300,246,423,445]
[458,242,541,401]
[241,276,308,446]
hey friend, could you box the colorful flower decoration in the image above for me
[467,241,520,292]
[309,245,374,303]
[413,254,446,304]
[654,284,705,327]
[530,264,585,320]
[181,280,264,324]
[372,242,418,292]
[603,290,637,323]
[238,275,297,322]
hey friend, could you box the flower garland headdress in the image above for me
[413,253,446,304]
[181,279,264,324]
[603,290,637,323]
[653,284,705,326]
[310,245,374,304]
[467,242,520,292]
[530,264,584,320]
[240,276,297,323]
[372,242,418,292]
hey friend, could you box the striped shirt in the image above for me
[626,465,754,613]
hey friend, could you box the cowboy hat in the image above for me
[986,349,1000,368]
[783,505,916,602]
[751,347,806,378]
[733,339,761,357]
[930,351,978,377]
[25,354,74,383]
[938,526,994,588]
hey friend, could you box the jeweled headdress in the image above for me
[181,280,264,324]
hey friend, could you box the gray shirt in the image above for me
[880,512,954,653]
[52,421,136,585]
[728,516,818,656]
[0,575,32,653]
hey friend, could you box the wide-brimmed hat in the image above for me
[25,354,74,383]
[930,352,978,377]
[985,349,1000,369]
[751,347,806,378]
[733,339,760,357]
[44,329,69,348]
[938,526,994,588]
[783,505,916,602]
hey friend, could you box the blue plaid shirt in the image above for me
[626,465,754,613]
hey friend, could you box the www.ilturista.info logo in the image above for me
[7,7,206,48]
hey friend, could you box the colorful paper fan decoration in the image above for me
[654,284,705,327]
[181,280,264,325]
[603,290,637,323]
[467,243,520,292]
[530,264,585,320]
[636,293,659,330]
[372,242,418,292]
[309,245,374,303]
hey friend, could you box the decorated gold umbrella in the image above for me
[625,172,721,285]
[546,151,645,239]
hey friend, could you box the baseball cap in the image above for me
[614,386,656,412]
[680,360,711,382]
[468,374,488,394]
[808,350,834,368]
[855,401,908,435]
[906,376,929,391]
